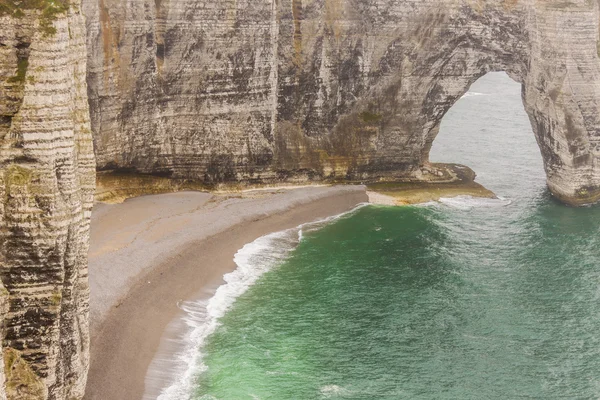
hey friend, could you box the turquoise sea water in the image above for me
[190,73,600,399]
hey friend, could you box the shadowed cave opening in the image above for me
[429,72,546,201]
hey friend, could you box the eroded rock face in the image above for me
[83,0,600,205]
[0,2,95,399]
[0,2,595,398]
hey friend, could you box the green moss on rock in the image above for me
[6,165,33,187]
[359,111,383,124]
[3,348,47,400]
[7,57,29,84]
[50,291,62,306]
[0,0,70,36]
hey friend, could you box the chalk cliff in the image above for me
[0,1,95,399]
[0,0,599,399]
[84,0,600,205]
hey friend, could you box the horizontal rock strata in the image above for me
[84,0,600,205]
[0,1,95,399]
[0,1,599,398]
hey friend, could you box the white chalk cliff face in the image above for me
[84,0,600,205]
[0,1,95,399]
[0,0,599,399]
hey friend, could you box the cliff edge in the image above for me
[1,0,600,399]
[0,1,95,398]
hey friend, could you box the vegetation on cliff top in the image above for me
[0,0,70,35]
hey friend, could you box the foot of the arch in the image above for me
[547,184,600,207]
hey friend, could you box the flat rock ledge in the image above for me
[367,163,496,206]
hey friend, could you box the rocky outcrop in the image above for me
[0,1,597,397]
[83,0,600,205]
[0,1,95,399]
[0,281,8,400]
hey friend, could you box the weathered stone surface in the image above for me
[0,1,599,398]
[0,281,7,400]
[0,1,95,399]
[83,0,600,205]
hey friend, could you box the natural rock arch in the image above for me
[273,0,600,206]
[84,0,600,205]
[427,70,544,188]
[0,1,599,399]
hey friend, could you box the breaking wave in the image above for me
[156,205,367,400]
[461,91,487,98]
[416,195,512,211]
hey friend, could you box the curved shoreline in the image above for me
[84,186,368,400]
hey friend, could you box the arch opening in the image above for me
[428,72,545,201]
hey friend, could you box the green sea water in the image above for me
[188,73,600,399]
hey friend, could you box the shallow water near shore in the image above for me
[165,72,600,399]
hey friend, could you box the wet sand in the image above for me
[84,186,368,400]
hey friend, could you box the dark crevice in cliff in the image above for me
[154,0,169,75]
[292,0,303,67]
[0,39,30,152]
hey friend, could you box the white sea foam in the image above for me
[461,91,487,98]
[156,230,297,400]
[320,384,351,397]
[156,204,367,400]
[415,200,440,208]
[415,195,512,210]
[437,195,512,210]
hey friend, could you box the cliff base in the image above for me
[367,164,495,205]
